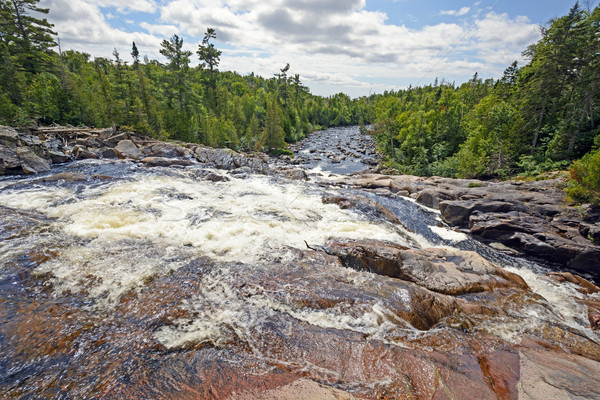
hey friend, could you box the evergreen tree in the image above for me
[0,0,56,73]
[257,98,287,152]
[197,27,221,90]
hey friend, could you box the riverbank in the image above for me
[1,124,600,399]
[2,124,599,279]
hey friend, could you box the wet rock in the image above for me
[548,272,600,295]
[16,147,50,174]
[204,171,231,182]
[227,379,359,400]
[141,157,195,167]
[326,239,527,295]
[100,147,117,159]
[322,194,405,227]
[48,149,71,164]
[72,145,99,160]
[115,139,142,159]
[284,169,308,180]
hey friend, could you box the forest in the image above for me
[0,1,599,201]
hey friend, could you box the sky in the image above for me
[38,0,587,97]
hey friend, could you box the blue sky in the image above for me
[39,0,587,97]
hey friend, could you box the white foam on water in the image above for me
[153,265,410,350]
[1,165,598,350]
[480,265,599,343]
[0,170,411,308]
[429,225,468,242]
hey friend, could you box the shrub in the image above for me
[567,149,600,204]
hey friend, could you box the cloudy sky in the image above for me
[39,0,582,97]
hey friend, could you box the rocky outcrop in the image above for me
[325,239,527,295]
[343,173,600,280]
[0,126,53,175]
[0,125,269,176]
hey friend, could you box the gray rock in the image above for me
[415,188,457,208]
[72,145,99,160]
[143,142,185,158]
[48,150,71,164]
[101,147,117,159]
[440,200,523,227]
[141,157,194,167]
[114,140,142,160]
[0,146,21,173]
[0,126,22,146]
[285,169,308,180]
[16,147,50,174]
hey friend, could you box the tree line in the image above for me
[1,1,598,201]
[369,3,599,201]
[0,0,371,153]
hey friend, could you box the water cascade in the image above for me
[1,126,599,399]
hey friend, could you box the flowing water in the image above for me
[0,127,599,399]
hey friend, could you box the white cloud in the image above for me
[441,7,471,16]
[40,0,163,59]
[140,22,179,37]
[39,0,542,96]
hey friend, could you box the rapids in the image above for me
[0,126,599,399]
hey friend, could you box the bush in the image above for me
[567,149,600,204]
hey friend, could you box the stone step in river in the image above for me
[0,126,599,399]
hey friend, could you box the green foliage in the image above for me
[257,98,287,152]
[1,0,375,149]
[567,148,600,204]
[371,3,600,181]
[0,0,56,74]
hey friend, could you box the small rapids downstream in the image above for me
[0,126,599,399]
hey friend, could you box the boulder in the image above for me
[325,239,527,295]
[440,200,524,227]
[100,147,117,159]
[415,188,457,208]
[114,140,142,160]
[48,150,71,164]
[0,126,22,146]
[72,145,99,160]
[285,169,308,180]
[0,146,22,174]
[143,142,185,158]
[16,147,50,174]
[193,146,268,173]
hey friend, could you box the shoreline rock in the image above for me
[1,124,598,280]
[344,173,600,281]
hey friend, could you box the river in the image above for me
[0,126,599,399]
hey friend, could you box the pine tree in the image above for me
[258,98,287,152]
[0,0,56,73]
